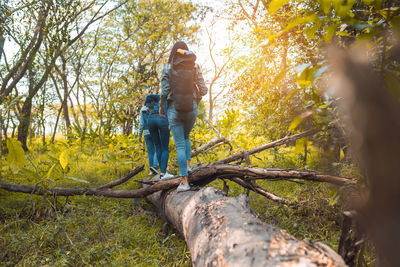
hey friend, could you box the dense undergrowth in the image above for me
[0,126,360,266]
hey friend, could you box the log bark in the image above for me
[146,185,346,266]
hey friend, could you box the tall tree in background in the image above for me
[205,19,234,124]
[83,0,200,136]
[0,0,126,150]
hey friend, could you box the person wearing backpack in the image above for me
[146,94,174,179]
[139,103,158,175]
[158,41,208,192]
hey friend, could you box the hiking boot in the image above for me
[176,182,191,192]
[150,167,159,175]
[160,172,175,180]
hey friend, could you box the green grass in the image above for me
[0,194,190,266]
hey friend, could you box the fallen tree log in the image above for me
[146,185,346,266]
[0,164,355,200]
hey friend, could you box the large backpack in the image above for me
[170,52,197,112]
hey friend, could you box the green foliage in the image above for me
[6,139,25,173]
[0,196,190,266]
[80,0,201,135]
[227,0,400,145]
[0,137,190,266]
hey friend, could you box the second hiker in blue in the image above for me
[146,94,174,179]
[159,41,208,192]
[139,104,158,175]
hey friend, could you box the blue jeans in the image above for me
[148,115,170,173]
[167,101,198,176]
[144,134,158,169]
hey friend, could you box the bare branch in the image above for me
[97,166,144,189]
[191,137,232,157]
[214,129,319,165]
[229,177,295,206]
[0,3,50,102]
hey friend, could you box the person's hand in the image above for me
[159,105,166,118]
[177,48,186,55]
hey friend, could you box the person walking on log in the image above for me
[139,101,158,175]
[147,94,174,179]
[159,41,208,192]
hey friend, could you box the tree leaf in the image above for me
[295,138,306,154]
[320,0,332,15]
[21,168,40,180]
[332,0,356,18]
[384,70,400,101]
[340,148,345,161]
[373,0,382,9]
[59,151,69,170]
[362,0,375,5]
[47,164,57,179]
[289,116,303,131]
[6,139,25,171]
[268,0,290,14]
[286,14,319,32]
[324,23,338,42]
[47,163,64,180]
[313,65,329,80]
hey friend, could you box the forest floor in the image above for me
[0,135,360,266]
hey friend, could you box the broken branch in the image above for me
[229,177,295,206]
[191,137,232,157]
[214,129,319,165]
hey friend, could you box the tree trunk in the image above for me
[60,55,71,138]
[304,141,308,167]
[0,109,3,156]
[17,97,32,151]
[0,37,4,62]
[62,85,71,137]
[51,105,62,143]
[146,186,346,266]
[123,106,134,135]
[42,124,46,146]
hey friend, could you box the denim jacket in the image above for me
[160,62,208,102]
[139,106,150,138]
